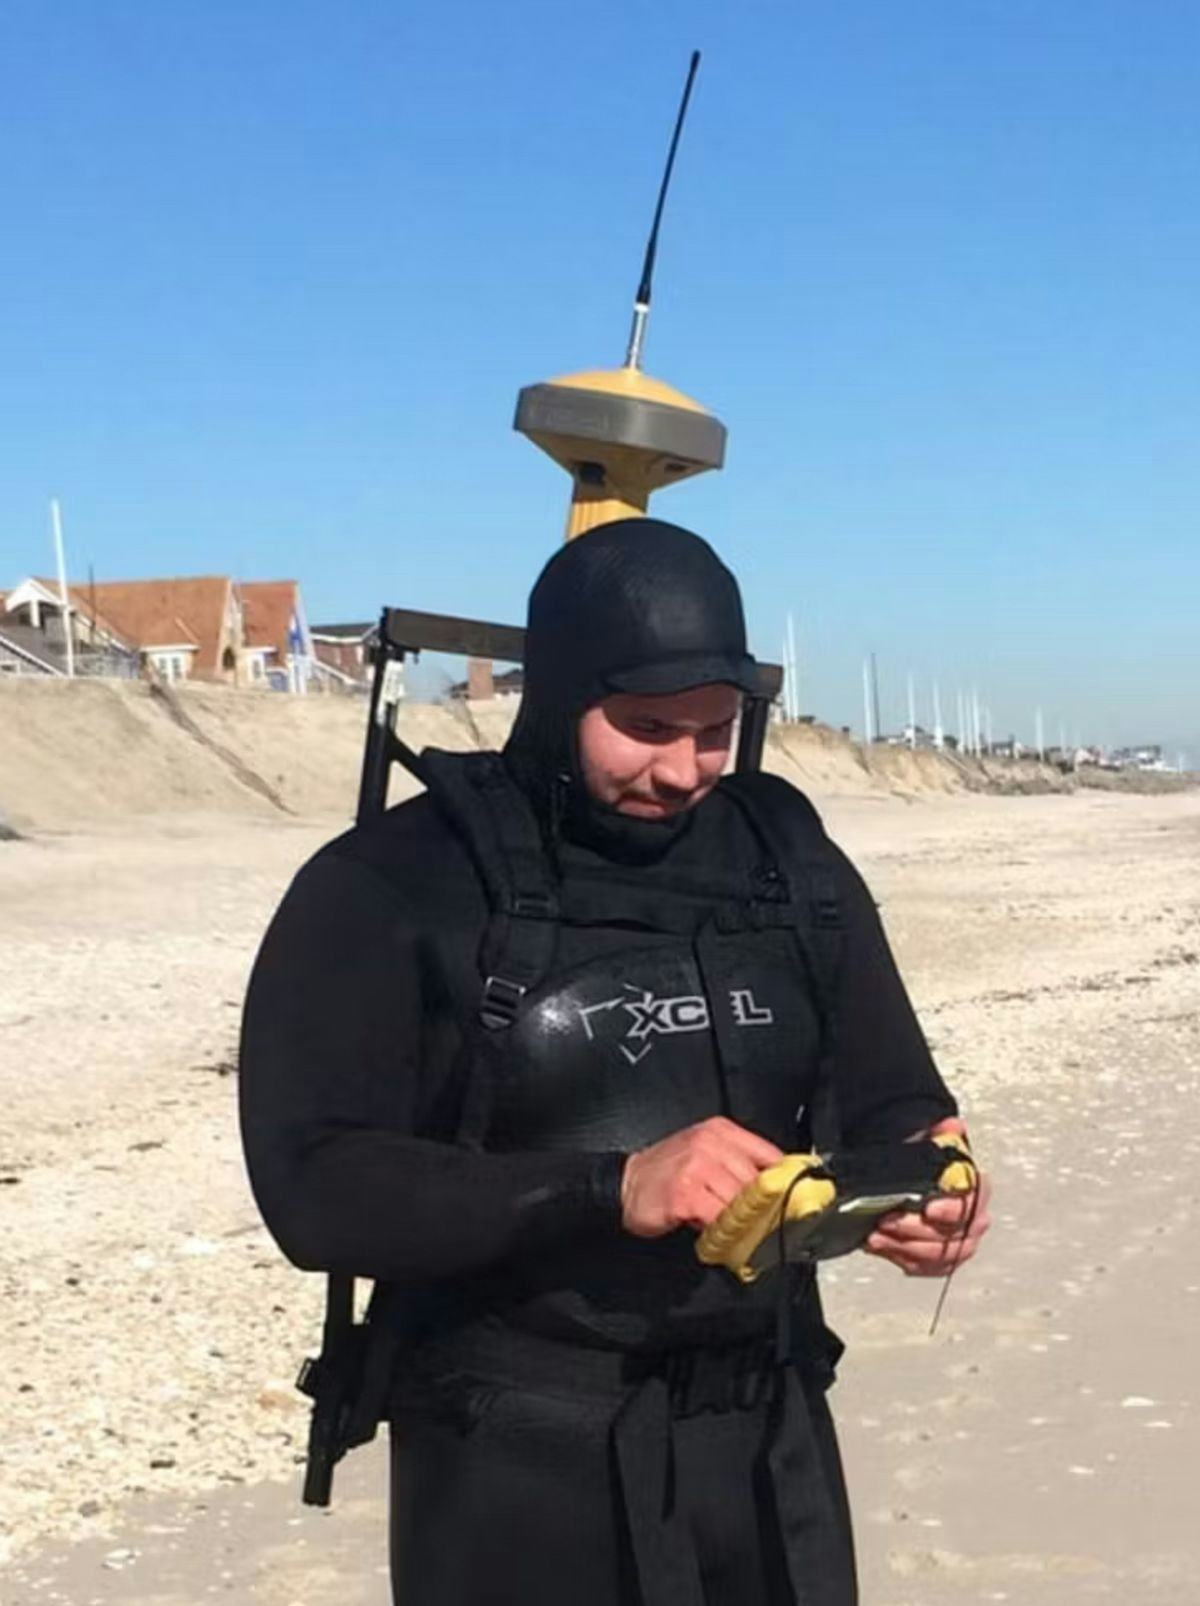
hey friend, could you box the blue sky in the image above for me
[2,1,1196,752]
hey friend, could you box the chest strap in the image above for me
[708,773,846,1155]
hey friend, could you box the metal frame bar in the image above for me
[358,604,782,820]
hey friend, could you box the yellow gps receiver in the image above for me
[696,1133,976,1285]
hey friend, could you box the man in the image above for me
[239,518,988,1606]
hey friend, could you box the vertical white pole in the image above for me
[985,706,994,752]
[862,659,874,745]
[970,687,979,756]
[50,498,75,678]
[957,689,965,754]
[932,682,944,750]
[781,637,790,722]
[1035,706,1045,760]
[907,671,917,749]
[787,613,799,722]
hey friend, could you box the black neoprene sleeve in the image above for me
[826,843,959,1143]
[238,853,625,1284]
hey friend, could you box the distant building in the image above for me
[31,574,245,684]
[885,724,938,750]
[1,577,139,678]
[3,573,323,690]
[0,619,63,676]
[1110,744,1165,770]
[309,621,379,692]
[241,580,316,693]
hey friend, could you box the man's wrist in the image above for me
[586,1151,628,1225]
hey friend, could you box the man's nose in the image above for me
[654,736,700,795]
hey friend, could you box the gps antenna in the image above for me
[514,47,725,538]
[624,49,701,371]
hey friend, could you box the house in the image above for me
[309,621,379,691]
[7,573,244,683]
[1,579,59,675]
[4,570,340,693]
[1110,744,1165,770]
[241,580,316,692]
[0,618,63,676]
[1,577,139,677]
[3,574,245,684]
[885,724,939,750]
[65,575,246,683]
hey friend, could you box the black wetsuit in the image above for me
[239,768,955,1606]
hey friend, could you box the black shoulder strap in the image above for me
[420,749,562,1150]
[420,748,560,1029]
[719,773,845,1153]
[300,754,561,1506]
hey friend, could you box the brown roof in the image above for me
[25,578,133,651]
[38,576,235,676]
[241,580,299,661]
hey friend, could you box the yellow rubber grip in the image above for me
[932,1131,977,1195]
[695,1153,836,1285]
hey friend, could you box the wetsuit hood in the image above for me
[503,518,758,859]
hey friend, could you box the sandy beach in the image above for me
[2,782,1198,1604]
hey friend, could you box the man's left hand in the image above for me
[862,1118,991,1277]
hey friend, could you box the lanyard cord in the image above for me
[928,1163,981,1336]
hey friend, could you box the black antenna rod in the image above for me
[624,49,701,370]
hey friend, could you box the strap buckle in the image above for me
[751,862,790,904]
[812,894,841,929]
[479,974,527,1030]
[508,890,557,920]
[295,1354,322,1399]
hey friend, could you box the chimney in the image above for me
[466,657,494,701]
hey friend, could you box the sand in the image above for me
[2,754,1199,1602]
[6,676,1156,841]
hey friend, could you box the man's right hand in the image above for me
[620,1117,784,1238]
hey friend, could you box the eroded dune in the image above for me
[0,678,1125,836]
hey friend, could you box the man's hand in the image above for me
[863,1117,992,1276]
[621,1117,783,1238]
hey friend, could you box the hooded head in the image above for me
[504,518,759,858]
